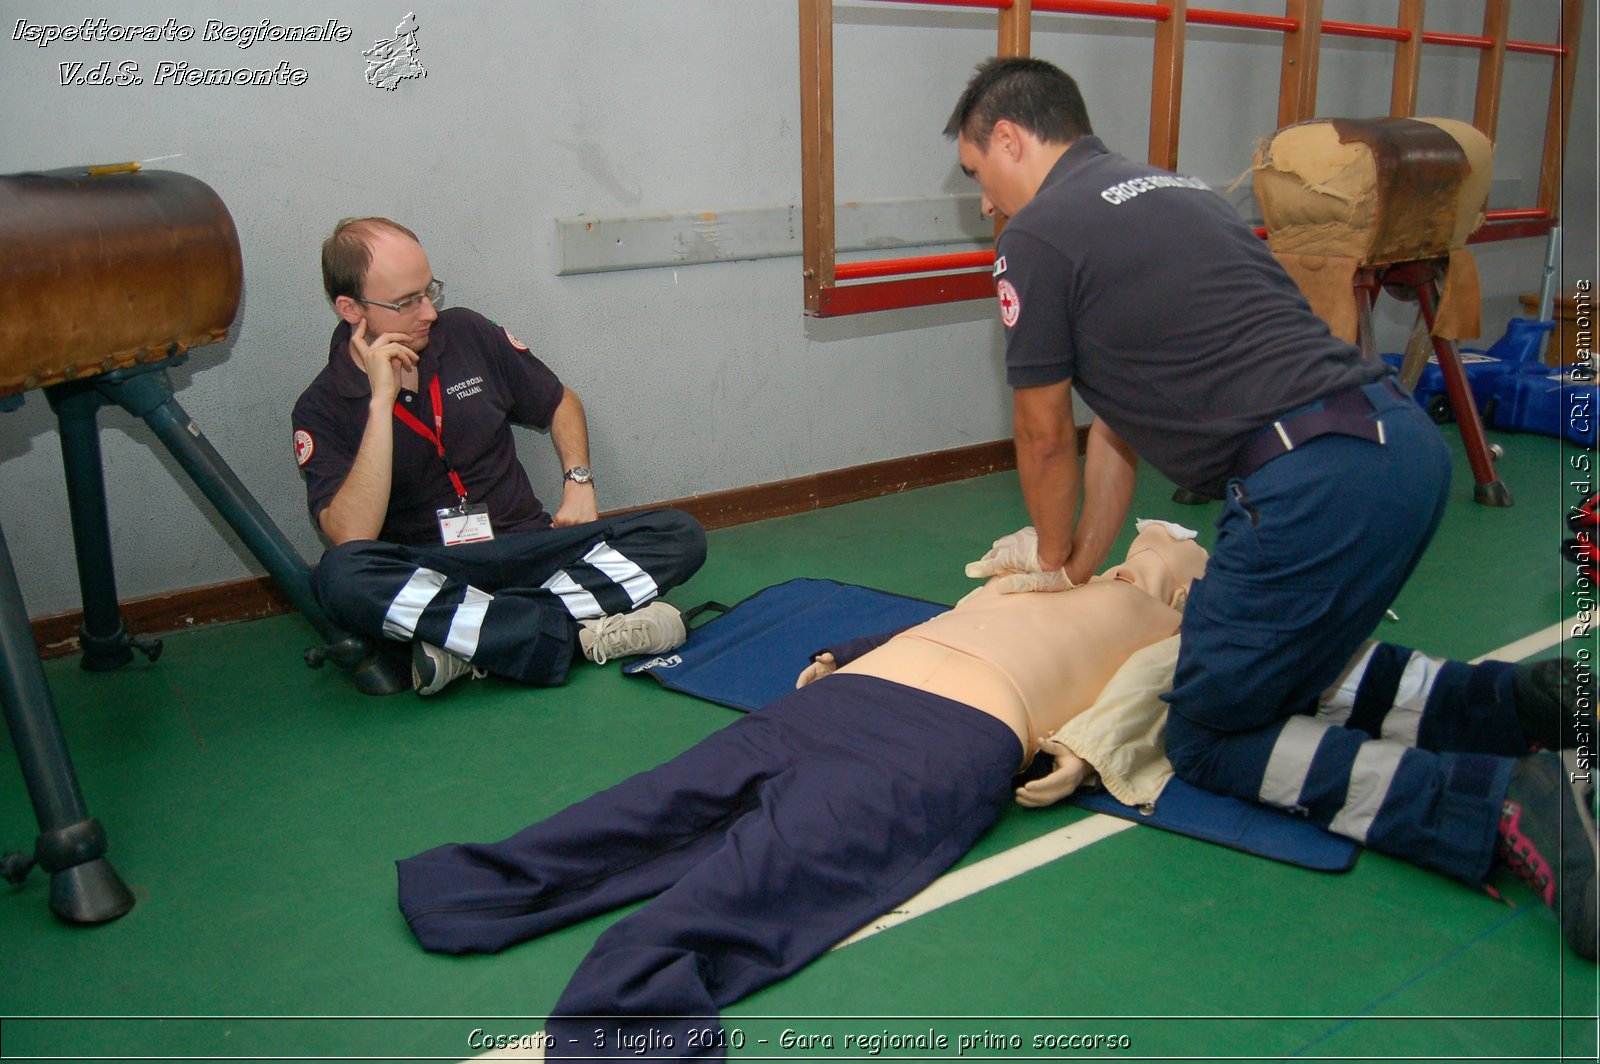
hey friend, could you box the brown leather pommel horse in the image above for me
[1253,116,1511,507]
[0,165,403,925]
[0,166,241,397]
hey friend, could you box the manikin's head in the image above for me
[322,217,441,352]
[1093,520,1209,610]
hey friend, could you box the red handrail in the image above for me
[840,208,1550,283]
[1186,8,1296,32]
[1484,208,1553,223]
[868,0,1012,9]
[835,250,995,281]
[1034,0,1169,18]
[1419,32,1493,50]
[1323,20,1408,43]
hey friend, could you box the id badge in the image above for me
[437,502,494,545]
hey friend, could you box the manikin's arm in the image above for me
[795,630,904,688]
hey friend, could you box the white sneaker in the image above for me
[411,641,486,696]
[578,601,687,665]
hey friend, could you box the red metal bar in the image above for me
[1322,20,1408,43]
[1186,8,1297,32]
[859,0,1012,9]
[844,210,1549,284]
[834,250,995,281]
[1420,32,1493,50]
[823,213,1553,315]
[1467,216,1557,245]
[1033,0,1167,18]
[1506,39,1567,57]
[818,271,996,315]
[1485,208,1553,223]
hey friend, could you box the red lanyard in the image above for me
[392,376,469,503]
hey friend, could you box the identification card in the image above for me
[437,503,494,545]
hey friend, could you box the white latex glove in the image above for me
[795,652,837,689]
[965,527,1075,594]
[985,568,1074,595]
[965,527,1044,579]
[1014,737,1096,808]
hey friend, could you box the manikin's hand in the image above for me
[964,527,1075,594]
[795,652,837,689]
[349,319,418,406]
[1014,737,1095,808]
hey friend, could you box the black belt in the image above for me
[1233,385,1387,481]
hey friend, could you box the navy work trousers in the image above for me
[396,674,1021,1060]
[313,509,705,686]
[1166,378,1519,884]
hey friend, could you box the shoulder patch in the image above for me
[993,254,1007,276]
[997,279,1021,328]
[293,429,315,467]
[503,326,529,352]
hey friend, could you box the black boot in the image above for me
[1512,658,1595,752]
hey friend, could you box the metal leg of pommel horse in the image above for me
[1377,260,1513,508]
[43,359,410,695]
[0,518,136,924]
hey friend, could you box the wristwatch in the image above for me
[563,465,594,485]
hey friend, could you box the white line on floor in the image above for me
[831,813,1135,950]
[1471,616,1584,664]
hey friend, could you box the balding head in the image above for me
[320,217,422,305]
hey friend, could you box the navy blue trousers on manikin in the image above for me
[312,509,705,686]
[395,674,1021,1060]
[1166,378,1522,884]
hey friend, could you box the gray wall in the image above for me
[1,0,1593,616]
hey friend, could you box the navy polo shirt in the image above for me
[996,136,1382,497]
[292,307,565,545]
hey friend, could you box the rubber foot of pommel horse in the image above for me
[0,165,406,925]
[1252,115,1512,508]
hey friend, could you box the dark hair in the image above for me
[944,56,1092,149]
[320,217,421,304]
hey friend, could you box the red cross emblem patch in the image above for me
[294,430,314,467]
[997,279,1021,327]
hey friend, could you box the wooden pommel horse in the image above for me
[0,165,404,925]
[1253,116,1511,507]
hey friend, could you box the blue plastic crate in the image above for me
[1484,364,1598,448]
[1382,317,1557,425]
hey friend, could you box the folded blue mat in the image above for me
[626,578,1358,872]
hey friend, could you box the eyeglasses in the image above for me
[358,278,445,314]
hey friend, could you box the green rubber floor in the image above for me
[1,427,1595,1062]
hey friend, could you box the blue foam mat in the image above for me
[624,578,946,711]
[626,578,1358,872]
